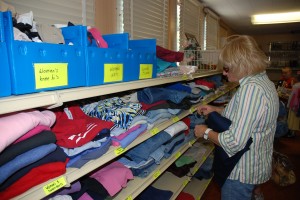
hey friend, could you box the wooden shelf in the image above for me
[0,70,222,115]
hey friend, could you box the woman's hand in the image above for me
[194,124,208,138]
[197,105,220,116]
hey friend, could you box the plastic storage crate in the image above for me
[3,11,86,95]
[184,50,220,70]
[127,39,157,81]
[0,12,11,97]
[62,26,156,86]
[62,26,130,86]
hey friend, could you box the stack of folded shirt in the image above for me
[52,105,114,168]
[0,110,68,199]
[49,161,133,199]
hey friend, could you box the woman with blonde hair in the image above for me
[195,35,279,200]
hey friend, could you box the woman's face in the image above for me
[223,66,239,82]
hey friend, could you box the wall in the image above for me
[253,34,300,52]
[252,33,300,81]
[94,0,117,34]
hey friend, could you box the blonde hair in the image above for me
[219,35,269,79]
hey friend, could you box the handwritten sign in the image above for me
[34,63,68,89]
[190,107,196,113]
[151,127,159,135]
[114,147,127,156]
[175,151,182,159]
[43,177,67,195]
[183,179,189,187]
[126,195,133,200]
[139,64,153,79]
[172,116,180,123]
[153,170,161,179]
[104,64,123,82]
[182,74,188,80]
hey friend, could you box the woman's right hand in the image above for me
[197,105,221,116]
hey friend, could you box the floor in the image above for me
[201,131,300,200]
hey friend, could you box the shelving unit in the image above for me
[6,73,238,200]
[151,142,214,200]
[0,70,221,115]
[183,177,213,200]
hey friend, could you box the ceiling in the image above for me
[199,0,300,35]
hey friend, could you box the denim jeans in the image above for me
[221,179,255,200]
[125,131,171,162]
[137,87,189,104]
[146,109,173,124]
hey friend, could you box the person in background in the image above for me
[194,35,279,200]
[286,71,300,137]
[280,66,296,89]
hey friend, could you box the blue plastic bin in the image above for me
[127,39,157,81]
[62,26,132,86]
[0,12,11,97]
[3,11,86,95]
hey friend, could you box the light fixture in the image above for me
[251,11,300,24]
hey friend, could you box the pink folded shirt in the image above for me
[13,125,50,144]
[91,161,133,196]
[0,110,56,153]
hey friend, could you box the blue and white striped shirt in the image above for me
[219,71,279,184]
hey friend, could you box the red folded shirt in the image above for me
[195,79,215,89]
[176,191,195,200]
[0,160,68,200]
[52,105,114,148]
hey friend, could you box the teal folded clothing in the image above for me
[157,57,177,73]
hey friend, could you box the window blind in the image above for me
[3,0,94,26]
[204,8,219,50]
[178,0,204,50]
[120,0,169,48]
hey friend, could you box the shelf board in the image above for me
[0,91,59,115]
[12,81,237,200]
[112,141,194,200]
[183,177,213,200]
[0,70,222,115]
[152,142,214,200]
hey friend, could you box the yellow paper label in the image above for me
[175,151,182,159]
[189,139,196,146]
[34,63,68,89]
[194,166,200,174]
[139,64,153,79]
[202,156,207,162]
[104,64,123,82]
[197,196,201,200]
[182,74,188,80]
[190,107,196,113]
[126,195,133,200]
[172,116,180,123]
[183,179,189,187]
[153,170,161,179]
[151,127,159,135]
[43,177,67,195]
[114,147,127,156]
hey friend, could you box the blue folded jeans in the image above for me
[137,87,189,104]
[125,131,171,163]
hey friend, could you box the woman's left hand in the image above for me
[194,124,208,138]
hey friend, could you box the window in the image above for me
[177,0,204,51]
[203,8,219,50]
[3,0,94,26]
[118,0,169,48]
